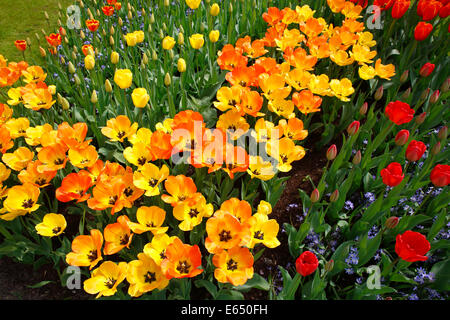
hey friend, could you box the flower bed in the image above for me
[0,0,448,301]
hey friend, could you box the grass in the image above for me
[0,0,73,64]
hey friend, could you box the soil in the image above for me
[0,128,332,300]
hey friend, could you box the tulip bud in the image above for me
[60,95,70,110]
[168,49,174,60]
[324,260,334,272]
[84,55,95,70]
[148,24,152,33]
[210,3,220,16]
[440,77,450,93]
[152,50,158,61]
[374,85,384,100]
[419,88,430,102]
[352,150,361,165]
[105,79,113,93]
[385,216,399,229]
[347,120,360,136]
[74,74,81,86]
[177,58,187,73]
[35,33,40,41]
[419,62,435,77]
[229,2,233,12]
[164,0,169,6]
[326,144,337,161]
[80,30,85,40]
[329,190,339,203]
[91,90,98,103]
[200,22,206,33]
[162,23,167,31]
[430,90,440,104]
[110,26,115,35]
[128,10,133,19]
[400,70,409,83]
[87,8,93,19]
[150,14,155,24]
[44,11,49,20]
[164,73,171,87]
[118,17,123,26]
[415,112,426,125]
[48,85,56,95]
[401,87,411,100]
[59,27,66,37]
[310,188,320,203]
[111,51,119,64]
[39,46,46,57]
[178,32,184,45]
[431,142,441,155]
[68,61,76,74]
[209,30,220,43]
[394,129,410,146]
[438,126,447,141]
[102,29,107,37]
[359,102,368,116]
[110,36,115,46]
[142,53,148,65]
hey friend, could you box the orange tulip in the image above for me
[103,215,133,255]
[161,175,200,207]
[55,170,92,203]
[14,40,27,51]
[66,229,103,269]
[213,246,254,286]
[160,238,203,279]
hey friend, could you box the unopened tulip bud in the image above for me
[142,53,148,65]
[310,188,320,203]
[164,73,171,87]
[329,190,339,203]
[415,112,426,125]
[419,62,435,77]
[91,90,98,103]
[44,11,49,20]
[229,3,233,12]
[105,79,113,93]
[178,32,184,45]
[385,216,399,229]
[61,96,70,110]
[59,27,66,37]
[150,14,155,24]
[326,144,337,161]
[84,55,95,70]
[374,85,384,100]
[352,150,361,165]
[118,17,123,26]
[152,50,157,61]
[39,46,46,57]
[128,10,132,19]
[347,120,360,136]
[440,77,450,93]
[110,36,115,46]
[169,49,174,59]
[438,126,447,141]
[164,0,169,6]
[87,8,93,19]
[68,61,76,74]
[431,142,441,155]
[102,29,107,37]
[401,87,411,100]
[35,33,40,41]
[419,88,430,102]
[430,90,440,104]
[325,260,334,272]
[400,70,409,83]
[41,28,47,35]
[359,102,368,116]
[111,51,119,64]
[177,58,186,73]
[200,22,206,33]
[74,74,81,86]
[162,23,167,31]
[210,3,220,16]
[395,129,410,146]
[127,3,131,10]
[80,30,85,40]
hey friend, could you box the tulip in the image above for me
[105,79,113,93]
[189,34,205,49]
[414,22,433,41]
[394,129,409,146]
[380,162,404,187]
[401,88,411,100]
[91,90,98,103]
[415,112,426,125]
[347,121,360,136]
[419,62,435,77]
[164,73,171,87]
[359,102,368,116]
[84,55,95,70]
[310,188,320,203]
[441,77,450,93]
[399,70,409,83]
[391,0,410,19]
[431,142,441,156]
[329,190,339,203]
[437,126,447,141]
[209,30,220,43]
[430,164,449,187]
[162,36,176,50]
[111,51,119,64]
[326,144,337,161]
[125,32,138,46]
[177,58,187,73]
[178,32,184,45]
[405,140,426,162]
[324,259,334,272]
[186,0,201,10]
[114,69,133,89]
[131,88,150,108]
[14,40,27,51]
[430,90,440,104]
[352,150,361,165]
[210,3,220,16]
[385,216,399,229]
[374,85,384,100]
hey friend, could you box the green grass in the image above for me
[0,0,73,64]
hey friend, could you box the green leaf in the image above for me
[357,232,382,267]
[194,280,218,299]
[235,274,270,292]
[427,209,447,241]
[216,289,244,300]
[430,259,450,291]
[390,273,417,285]
[26,280,53,289]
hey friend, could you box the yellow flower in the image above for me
[143,233,178,266]
[126,253,169,297]
[134,30,145,43]
[111,51,120,64]
[0,163,11,184]
[359,64,377,80]
[358,31,377,48]
[330,50,354,66]
[124,32,138,46]
[267,137,305,173]
[247,156,275,181]
[375,59,396,81]
[177,58,186,73]
[209,30,220,43]
[114,69,133,89]
[210,3,220,16]
[83,261,128,299]
[85,55,95,70]
[35,213,67,237]
[257,200,272,216]
[350,44,377,65]
[186,0,201,10]
[329,78,355,102]
[131,88,150,108]
[132,162,169,196]
[189,34,205,49]
[246,213,280,249]
[7,88,23,106]
[268,98,295,119]
[173,195,214,231]
[5,117,30,139]
[2,147,34,171]
[216,109,249,140]
[162,36,176,50]
[0,183,40,221]
[124,141,153,167]
[102,115,138,142]
[126,206,169,235]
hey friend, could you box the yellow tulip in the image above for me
[114,69,133,89]
[134,30,145,43]
[35,213,67,237]
[209,30,220,43]
[125,32,138,46]
[131,88,150,108]
[210,3,220,16]
[177,58,187,73]
[111,51,119,64]
[84,54,95,70]
[189,34,204,49]
[186,0,201,10]
[162,36,176,50]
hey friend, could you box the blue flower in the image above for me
[344,200,354,210]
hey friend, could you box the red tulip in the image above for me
[419,62,435,77]
[414,22,433,41]
[385,216,399,229]
[102,5,115,16]
[430,164,450,187]
[14,40,27,51]
[45,33,62,47]
[86,19,100,32]
[395,129,410,146]
[392,0,410,18]
[417,0,443,21]
[374,0,395,10]
[347,121,360,136]
[385,101,415,125]
[295,251,319,277]
[439,3,450,18]
[405,140,427,162]
[395,230,430,262]
[326,144,337,161]
[348,0,368,7]
[380,162,404,187]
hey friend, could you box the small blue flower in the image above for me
[344,201,354,210]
